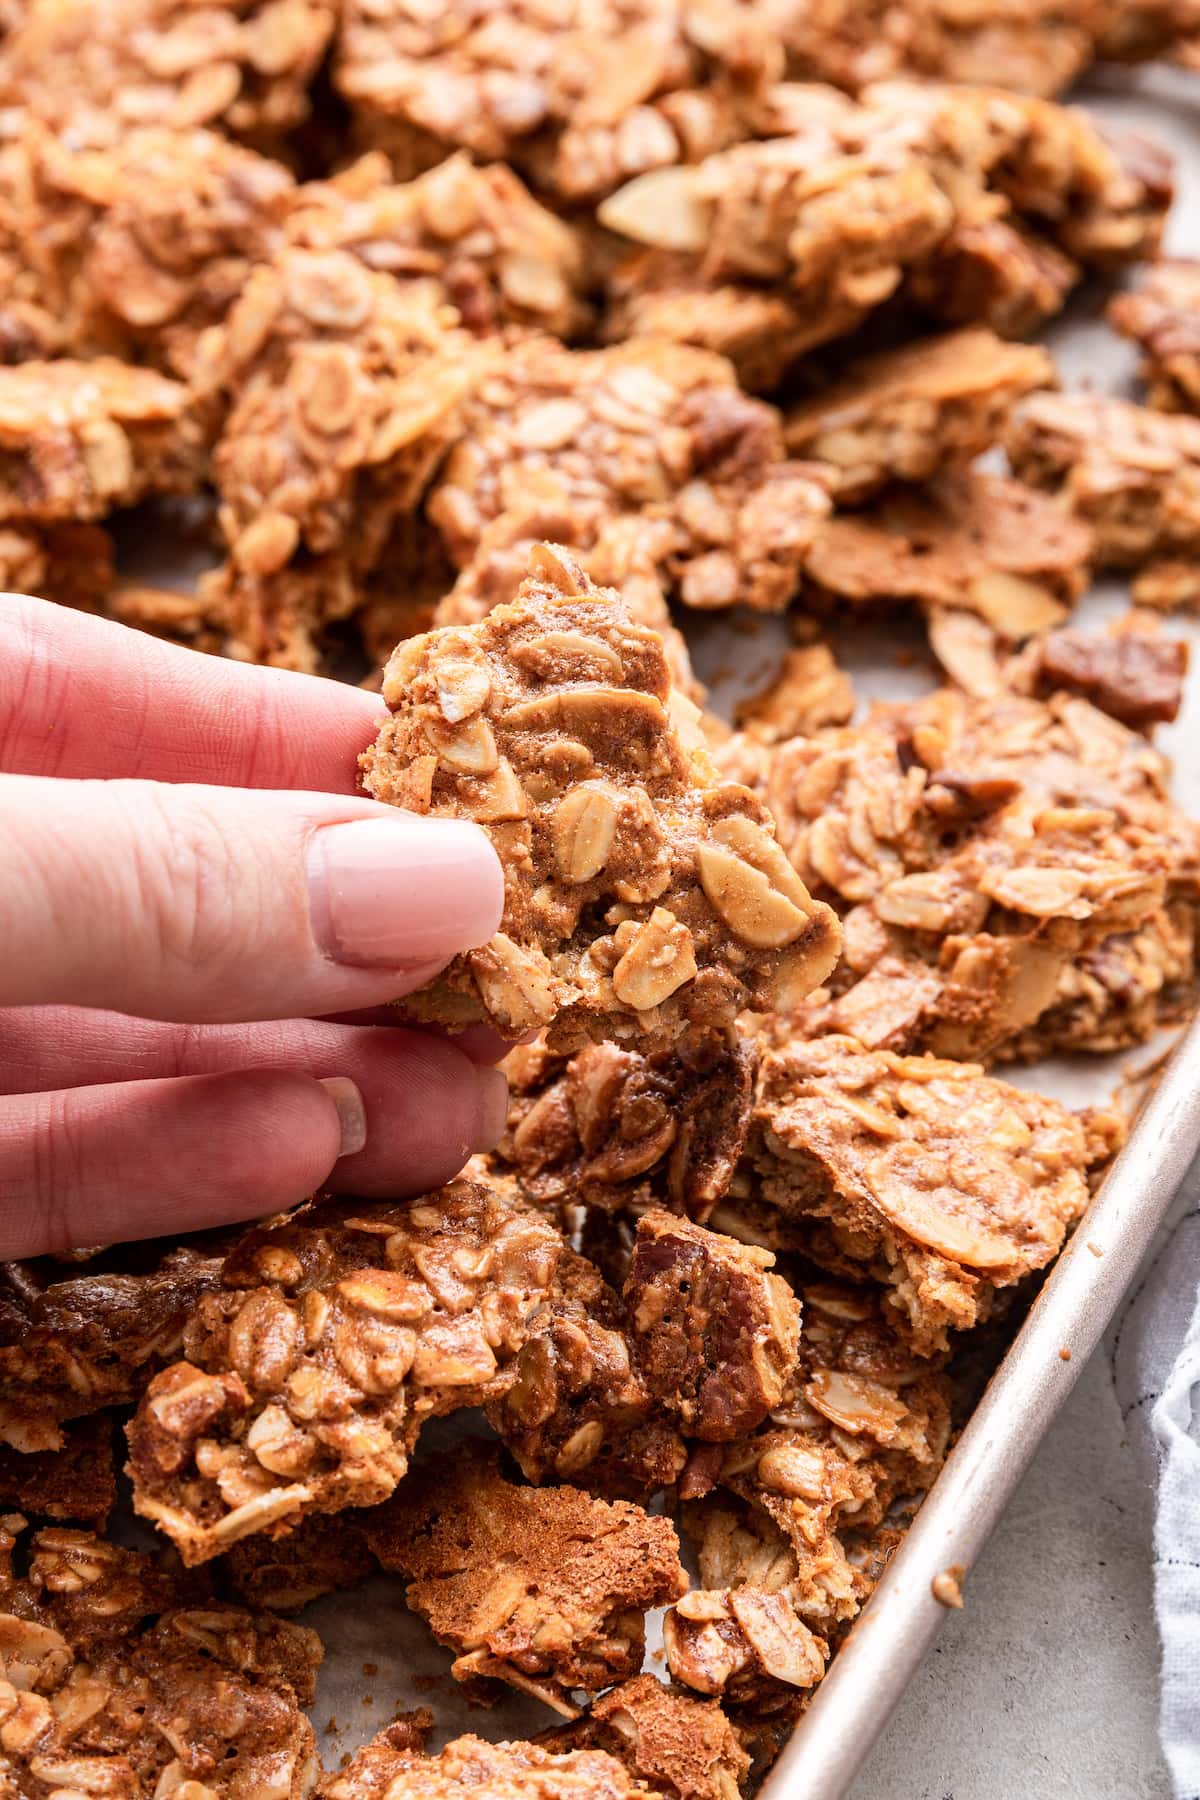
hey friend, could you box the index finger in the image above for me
[0,593,386,790]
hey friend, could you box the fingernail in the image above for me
[308,816,504,969]
[319,1076,368,1157]
[474,1066,510,1152]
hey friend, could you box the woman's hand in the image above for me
[0,594,509,1259]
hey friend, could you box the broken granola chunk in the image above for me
[1109,257,1200,413]
[288,152,590,343]
[542,1673,751,1800]
[752,1033,1100,1352]
[497,1027,754,1221]
[361,545,840,1049]
[664,1584,826,1707]
[0,520,113,614]
[0,1416,115,1526]
[222,1509,375,1613]
[625,1210,800,1439]
[0,359,203,522]
[733,642,855,745]
[127,1180,563,1563]
[362,1443,687,1715]
[425,335,831,616]
[800,470,1093,640]
[784,328,1054,504]
[1033,625,1188,728]
[320,1729,652,1799]
[0,1244,226,1450]
[909,216,1079,339]
[0,0,335,154]
[1006,390,1200,570]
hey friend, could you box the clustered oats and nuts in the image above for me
[1,0,1199,1794]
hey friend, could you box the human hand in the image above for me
[0,594,508,1259]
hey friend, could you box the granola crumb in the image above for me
[931,1564,966,1609]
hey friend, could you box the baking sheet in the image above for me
[104,63,1200,1790]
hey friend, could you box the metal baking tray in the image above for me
[761,1009,1200,1800]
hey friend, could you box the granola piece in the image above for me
[0,1524,321,1799]
[1032,626,1188,728]
[733,644,854,744]
[222,1510,375,1612]
[486,1248,689,1498]
[801,470,1093,638]
[106,580,228,653]
[0,1417,115,1526]
[321,1729,652,1799]
[425,335,831,615]
[762,686,1200,1059]
[0,1245,226,1450]
[363,1443,687,1714]
[335,0,778,205]
[127,1180,563,1563]
[1109,258,1200,413]
[0,126,295,379]
[1133,557,1200,614]
[497,1027,754,1220]
[288,152,590,342]
[664,1584,826,1707]
[361,545,840,1048]
[1006,390,1200,570]
[0,359,203,523]
[0,520,113,613]
[784,328,1054,504]
[542,1673,751,1800]
[198,553,359,674]
[0,0,335,153]
[753,1034,1100,1352]
[909,216,1079,338]
[625,1210,800,1439]
[200,248,485,585]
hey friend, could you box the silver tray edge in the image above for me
[760,1009,1200,1800]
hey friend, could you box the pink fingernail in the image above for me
[319,1076,368,1157]
[474,1067,510,1152]
[308,816,504,969]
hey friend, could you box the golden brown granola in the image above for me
[733,642,855,746]
[540,1673,751,1800]
[361,545,840,1048]
[1110,257,1200,413]
[0,520,113,614]
[784,328,1055,504]
[320,1728,653,1800]
[751,1034,1099,1353]
[0,0,335,154]
[221,1509,376,1613]
[1006,390,1200,571]
[0,1417,115,1527]
[910,215,1079,339]
[0,1245,226,1451]
[126,1180,563,1563]
[334,0,778,204]
[800,470,1094,641]
[425,335,831,616]
[361,1442,687,1715]
[0,1519,321,1799]
[758,686,1200,1061]
[0,358,204,523]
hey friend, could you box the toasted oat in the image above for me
[664,1582,827,1707]
[334,0,777,204]
[800,470,1093,640]
[0,1245,226,1451]
[752,1034,1103,1351]
[625,1209,800,1440]
[1007,390,1200,570]
[0,0,334,153]
[542,1673,751,1800]
[425,335,831,617]
[288,152,590,342]
[784,329,1055,504]
[734,642,855,745]
[127,1181,563,1563]
[361,545,840,1049]
[0,359,203,522]
[497,1028,755,1221]
[1109,257,1200,413]
[0,1416,115,1526]
[320,1728,652,1799]
[362,1443,687,1714]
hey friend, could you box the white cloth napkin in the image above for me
[1110,1162,1200,1798]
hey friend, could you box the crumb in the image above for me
[931,1565,966,1609]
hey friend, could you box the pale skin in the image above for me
[0,594,511,1260]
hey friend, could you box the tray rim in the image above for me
[759,1009,1200,1800]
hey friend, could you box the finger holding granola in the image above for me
[0,596,509,1256]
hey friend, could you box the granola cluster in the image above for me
[361,546,841,1047]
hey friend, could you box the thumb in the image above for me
[0,772,503,1023]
